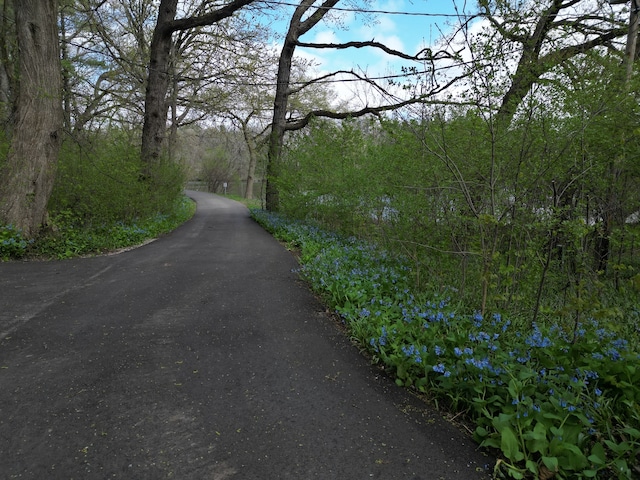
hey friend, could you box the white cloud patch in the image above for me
[375,15,397,33]
[313,30,341,44]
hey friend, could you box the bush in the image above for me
[32,195,195,260]
[49,130,185,226]
[0,130,193,261]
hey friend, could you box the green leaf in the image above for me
[541,456,558,472]
[508,469,524,479]
[604,439,632,455]
[588,442,606,465]
[622,427,640,439]
[524,421,548,454]
[525,459,538,475]
[501,427,524,462]
[480,437,501,450]
[507,378,519,399]
[493,412,516,430]
[612,458,629,474]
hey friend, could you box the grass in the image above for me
[222,193,262,210]
[250,208,640,480]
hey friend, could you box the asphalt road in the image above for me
[0,191,493,479]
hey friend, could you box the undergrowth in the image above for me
[0,195,195,260]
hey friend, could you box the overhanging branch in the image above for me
[283,72,469,131]
[295,40,458,62]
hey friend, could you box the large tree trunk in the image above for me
[140,0,177,170]
[140,0,256,172]
[266,0,341,211]
[265,39,295,211]
[0,0,62,238]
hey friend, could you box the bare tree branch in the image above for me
[283,72,468,131]
[295,39,457,62]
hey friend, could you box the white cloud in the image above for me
[375,16,397,33]
[313,30,341,44]
[377,34,404,54]
[373,0,405,14]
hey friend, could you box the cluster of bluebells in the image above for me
[369,325,389,352]
[401,344,426,364]
[0,224,30,259]
[251,208,640,466]
[114,222,149,237]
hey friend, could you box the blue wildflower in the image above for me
[433,363,446,373]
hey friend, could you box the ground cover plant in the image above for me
[0,196,194,261]
[251,208,640,479]
[30,195,195,259]
[0,131,193,261]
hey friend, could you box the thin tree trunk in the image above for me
[242,123,258,200]
[0,0,62,238]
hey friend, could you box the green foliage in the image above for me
[49,131,185,225]
[33,195,194,260]
[252,208,640,479]
[0,224,30,260]
[273,58,640,477]
[200,146,236,193]
[1,130,193,260]
[279,101,640,326]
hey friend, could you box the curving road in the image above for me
[0,191,492,479]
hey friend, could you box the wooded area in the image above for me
[0,0,639,477]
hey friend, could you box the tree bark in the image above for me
[0,0,62,238]
[0,0,16,128]
[140,0,177,170]
[141,0,256,170]
[266,0,341,211]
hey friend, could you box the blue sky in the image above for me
[262,0,633,108]
[287,0,466,104]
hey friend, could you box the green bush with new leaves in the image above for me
[0,130,191,260]
[272,58,640,478]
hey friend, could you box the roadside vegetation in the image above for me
[0,132,194,261]
[252,208,639,480]
[1,1,640,478]
[252,69,640,478]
